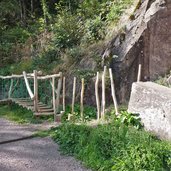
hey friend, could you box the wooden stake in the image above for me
[109,68,119,115]
[72,77,76,114]
[95,72,100,120]
[52,77,56,121]
[80,78,84,122]
[23,71,34,99]
[33,70,38,112]
[56,72,62,113]
[137,64,142,82]
[63,77,66,112]
[101,66,107,119]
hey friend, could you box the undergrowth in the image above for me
[61,104,97,123]
[0,103,53,124]
[0,0,134,74]
[51,123,171,171]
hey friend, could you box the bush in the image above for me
[33,46,61,72]
[1,27,31,44]
[65,46,85,63]
[0,59,33,75]
[61,104,97,123]
[53,10,83,49]
[106,0,133,23]
[52,123,171,171]
[82,16,106,44]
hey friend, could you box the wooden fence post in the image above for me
[56,72,62,113]
[72,77,76,114]
[95,72,100,120]
[109,68,119,115]
[63,77,66,112]
[101,66,107,119]
[52,76,56,121]
[34,70,38,112]
[137,64,142,82]
[80,78,84,122]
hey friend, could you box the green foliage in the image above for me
[78,0,108,19]
[53,10,83,49]
[2,27,31,44]
[82,16,106,44]
[33,46,61,72]
[0,0,134,74]
[0,59,33,75]
[56,0,80,13]
[0,27,31,55]
[52,123,171,171]
[0,0,20,30]
[115,110,143,129]
[0,103,53,124]
[41,0,51,26]
[106,0,133,23]
[65,46,86,63]
[61,104,97,123]
[74,69,96,82]
[12,59,33,74]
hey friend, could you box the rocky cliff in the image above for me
[104,0,171,103]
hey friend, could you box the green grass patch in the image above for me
[61,104,97,123]
[34,129,53,138]
[51,123,171,171]
[0,103,53,124]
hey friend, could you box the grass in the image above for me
[50,123,171,171]
[0,103,53,124]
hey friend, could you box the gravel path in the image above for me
[0,118,91,171]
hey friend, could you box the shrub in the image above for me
[61,104,97,123]
[106,0,133,23]
[1,27,31,44]
[82,16,106,44]
[53,9,83,49]
[32,46,61,72]
[65,46,85,63]
[115,110,143,129]
[52,123,171,171]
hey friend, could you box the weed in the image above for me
[51,123,171,171]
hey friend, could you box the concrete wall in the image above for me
[128,81,171,140]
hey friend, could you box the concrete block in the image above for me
[128,81,171,140]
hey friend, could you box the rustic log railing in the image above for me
[0,70,62,121]
[0,66,124,122]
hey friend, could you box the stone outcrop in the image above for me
[128,81,171,140]
[104,0,171,103]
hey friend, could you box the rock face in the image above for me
[104,0,171,103]
[128,81,171,140]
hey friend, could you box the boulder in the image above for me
[128,81,171,140]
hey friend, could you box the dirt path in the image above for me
[0,118,91,171]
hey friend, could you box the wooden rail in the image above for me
[0,70,62,121]
[0,73,61,79]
